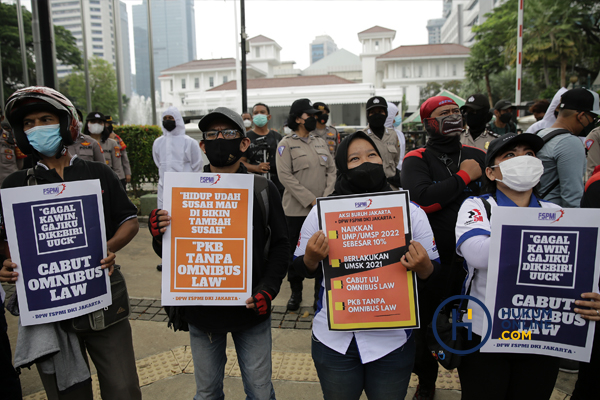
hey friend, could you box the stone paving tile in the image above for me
[272,305,286,314]
[138,299,154,307]
[271,319,281,329]
[138,313,154,321]
[283,313,298,321]
[280,321,295,329]
[295,321,312,330]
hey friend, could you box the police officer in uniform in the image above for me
[105,116,131,190]
[488,99,517,136]
[277,98,336,311]
[363,96,401,189]
[312,102,340,156]
[460,94,499,151]
[84,112,125,179]
[67,131,104,163]
[0,120,26,186]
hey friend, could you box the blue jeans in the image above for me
[189,317,276,400]
[312,333,415,400]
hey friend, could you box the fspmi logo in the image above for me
[43,184,66,196]
[538,212,556,221]
[354,199,373,209]
[199,174,221,185]
[538,209,565,223]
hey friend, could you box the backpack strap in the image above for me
[26,168,37,186]
[536,128,572,199]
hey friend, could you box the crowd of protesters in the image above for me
[0,84,599,400]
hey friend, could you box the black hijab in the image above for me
[332,131,391,196]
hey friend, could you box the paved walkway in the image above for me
[4,223,577,399]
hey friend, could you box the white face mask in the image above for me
[243,120,252,128]
[493,156,544,192]
[88,122,104,134]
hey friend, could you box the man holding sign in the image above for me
[151,107,289,400]
[0,87,141,399]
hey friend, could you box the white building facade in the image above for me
[441,0,508,46]
[158,27,468,122]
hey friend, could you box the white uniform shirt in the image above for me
[153,106,203,208]
[295,201,439,363]
[456,191,560,336]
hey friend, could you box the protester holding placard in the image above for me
[151,107,289,400]
[292,131,440,400]
[0,87,141,399]
[455,133,561,399]
[570,169,600,399]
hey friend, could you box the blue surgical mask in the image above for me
[393,115,402,128]
[253,114,268,127]
[25,124,63,156]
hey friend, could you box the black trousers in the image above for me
[286,215,307,292]
[458,334,559,400]
[0,304,22,400]
[571,320,600,399]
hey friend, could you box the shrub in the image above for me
[113,125,161,196]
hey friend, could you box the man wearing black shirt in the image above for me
[402,95,485,400]
[150,107,289,399]
[240,103,285,196]
[0,86,141,399]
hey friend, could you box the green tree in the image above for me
[0,3,82,104]
[419,82,442,104]
[60,57,119,120]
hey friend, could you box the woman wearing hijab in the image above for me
[455,133,561,399]
[291,131,440,400]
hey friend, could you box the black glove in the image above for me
[148,208,163,239]
[252,289,274,316]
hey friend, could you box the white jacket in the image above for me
[153,106,203,208]
[525,88,568,134]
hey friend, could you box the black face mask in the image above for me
[367,113,387,129]
[203,138,244,167]
[303,116,317,132]
[345,162,387,193]
[499,113,512,124]
[318,114,329,125]
[466,112,488,132]
[423,114,463,137]
[579,115,598,137]
[162,120,176,131]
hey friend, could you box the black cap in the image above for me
[290,98,321,116]
[366,96,388,111]
[485,132,544,166]
[198,107,246,137]
[313,102,330,113]
[494,99,514,111]
[559,88,600,116]
[461,94,490,112]
[86,111,105,121]
[105,115,113,123]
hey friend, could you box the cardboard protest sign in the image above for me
[317,191,418,331]
[1,180,110,326]
[162,172,253,306]
[482,207,600,362]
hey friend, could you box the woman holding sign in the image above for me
[292,131,440,400]
[455,132,561,399]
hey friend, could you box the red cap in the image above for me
[420,96,458,120]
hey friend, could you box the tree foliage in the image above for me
[464,0,600,103]
[0,3,82,105]
[420,80,464,104]
[60,57,119,121]
[113,124,160,197]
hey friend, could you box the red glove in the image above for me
[252,290,273,316]
[149,209,162,238]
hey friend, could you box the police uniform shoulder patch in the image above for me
[278,145,285,156]
[321,155,328,162]
[586,139,594,150]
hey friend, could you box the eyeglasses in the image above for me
[204,129,241,140]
